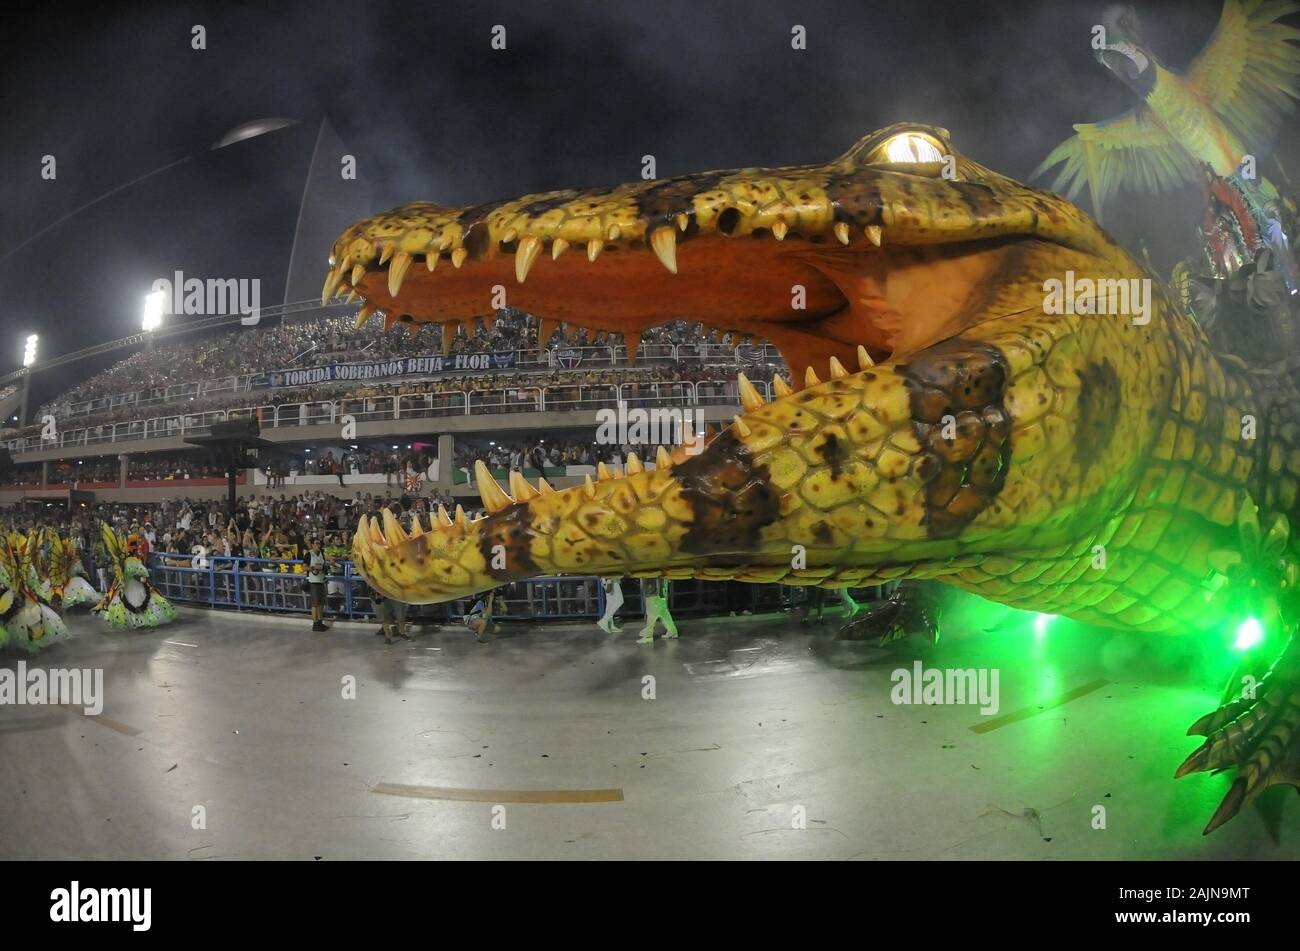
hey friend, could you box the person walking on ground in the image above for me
[804,586,863,623]
[307,536,329,632]
[372,587,410,644]
[637,577,678,644]
[597,577,624,634]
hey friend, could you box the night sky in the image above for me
[0,0,1279,408]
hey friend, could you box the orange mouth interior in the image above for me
[356,232,1033,383]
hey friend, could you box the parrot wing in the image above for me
[1032,108,1199,221]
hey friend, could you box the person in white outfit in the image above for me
[597,577,624,634]
[637,577,678,644]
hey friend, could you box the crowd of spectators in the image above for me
[2,487,460,574]
[267,445,435,485]
[27,311,777,436]
[128,453,227,481]
[453,437,645,471]
[49,459,119,484]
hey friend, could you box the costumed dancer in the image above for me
[0,532,68,654]
[637,577,678,644]
[92,522,177,629]
[46,531,100,610]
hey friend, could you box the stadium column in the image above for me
[40,460,49,488]
[437,434,454,492]
[118,453,128,488]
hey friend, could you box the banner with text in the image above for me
[271,352,517,388]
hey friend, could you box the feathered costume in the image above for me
[1035,0,1300,220]
[43,531,100,610]
[0,533,69,654]
[92,523,176,629]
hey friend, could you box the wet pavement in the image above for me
[0,601,1295,859]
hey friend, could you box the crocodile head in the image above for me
[327,123,1135,380]
[329,123,1242,630]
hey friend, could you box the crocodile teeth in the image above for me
[597,462,614,481]
[771,221,788,241]
[733,415,752,437]
[606,224,621,241]
[551,238,570,260]
[455,505,470,529]
[409,513,425,538]
[436,504,453,528]
[367,516,386,547]
[587,239,604,262]
[451,248,468,269]
[834,222,851,245]
[388,252,413,296]
[656,445,673,468]
[320,267,343,305]
[354,304,377,331]
[828,356,849,379]
[351,264,367,287]
[378,244,395,265]
[650,228,678,274]
[502,227,519,244]
[676,213,690,231]
[625,452,643,475]
[381,507,408,545]
[772,374,793,397]
[805,366,821,387]
[857,345,875,369]
[425,252,437,272]
[515,235,543,284]
[474,460,513,513]
[736,372,766,411]
[438,232,454,251]
[583,473,596,499]
[537,477,555,495]
[865,225,883,247]
[353,515,371,553]
[509,469,539,501]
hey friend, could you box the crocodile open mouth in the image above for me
[326,124,1113,386]
[329,123,1142,607]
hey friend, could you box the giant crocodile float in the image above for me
[324,123,1300,833]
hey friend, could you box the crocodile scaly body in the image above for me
[326,124,1300,830]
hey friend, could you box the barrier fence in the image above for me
[147,553,828,623]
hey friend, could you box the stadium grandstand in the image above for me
[0,299,817,624]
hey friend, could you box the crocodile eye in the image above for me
[865,131,956,177]
[879,132,945,163]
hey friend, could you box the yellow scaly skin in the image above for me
[333,124,1300,832]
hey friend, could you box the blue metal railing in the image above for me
[147,552,830,623]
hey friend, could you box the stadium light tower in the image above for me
[18,333,38,428]
[143,289,165,332]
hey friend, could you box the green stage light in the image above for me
[1033,613,1054,638]
[1233,617,1264,652]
